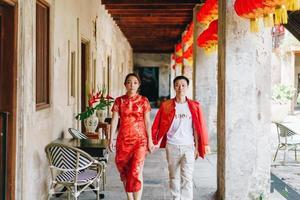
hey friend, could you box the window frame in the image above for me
[36,0,50,110]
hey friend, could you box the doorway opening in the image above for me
[0,1,17,200]
[135,67,159,106]
[80,40,89,131]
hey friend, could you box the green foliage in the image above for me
[272,84,296,105]
[259,193,264,200]
[297,93,300,105]
[75,96,114,121]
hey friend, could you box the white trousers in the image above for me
[166,143,195,200]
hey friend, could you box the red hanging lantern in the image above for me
[182,22,194,43]
[175,56,183,64]
[183,45,193,59]
[234,0,261,32]
[197,20,218,54]
[175,43,183,57]
[197,0,218,25]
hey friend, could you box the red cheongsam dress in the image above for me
[111,94,151,192]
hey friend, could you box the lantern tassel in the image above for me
[287,0,299,11]
[274,5,288,25]
[263,13,274,27]
[250,18,259,33]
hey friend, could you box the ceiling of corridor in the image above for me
[102,0,203,53]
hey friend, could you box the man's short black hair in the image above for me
[173,76,189,86]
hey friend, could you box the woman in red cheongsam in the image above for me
[108,73,154,200]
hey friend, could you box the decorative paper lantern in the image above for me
[182,22,194,43]
[263,0,288,24]
[183,45,193,59]
[286,0,299,11]
[197,20,218,54]
[234,0,261,32]
[197,0,218,25]
[175,56,183,64]
[175,43,183,57]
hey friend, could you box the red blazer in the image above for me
[152,98,209,158]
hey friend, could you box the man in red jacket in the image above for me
[152,76,210,200]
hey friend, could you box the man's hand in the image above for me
[194,150,199,160]
[148,140,155,153]
[205,145,211,154]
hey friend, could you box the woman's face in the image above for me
[125,76,140,93]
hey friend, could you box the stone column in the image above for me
[194,16,218,151]
[218,0,272,199]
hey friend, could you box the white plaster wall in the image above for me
[224,1,272,199]
[271,29,300,87]
[133,53,171,98]
[17,0,132,199]
[194,23,218,152]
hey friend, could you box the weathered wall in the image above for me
[17,0,132,199]
[271,30,300,113]
[271,30,300,86]
[295,56,300,104]
[296,56,300,88]
[194,23,218,152]
[133,53,171,98]
[223,1,272,199]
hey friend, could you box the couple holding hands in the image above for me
[108,73,210,200]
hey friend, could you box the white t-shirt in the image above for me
[167,102,194,145]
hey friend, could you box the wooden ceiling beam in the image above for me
[105,4,194,10]
[112,13,191,17]
[129,40,177,44]
[102,0,201,4]
[124,31,181,36]
[102,0,199,53]
[108,9,190,14]
[115,20,190,25]
[133,49,173,53]
[114,16,191,22]
[118,24,187,29]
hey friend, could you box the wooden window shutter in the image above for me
[36,0,50,110]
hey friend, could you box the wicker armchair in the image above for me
[274,123,300,164]
[45,143,105,200]
[68,128,88,139]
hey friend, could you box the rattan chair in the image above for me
[274,122,300,164]
[68,128,88,139]
[68,127,107,191]
[45,143,105,200]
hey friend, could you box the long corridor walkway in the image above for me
[104,150,217,200]
[53,109,217,200]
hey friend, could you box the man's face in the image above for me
[174,79,188,96]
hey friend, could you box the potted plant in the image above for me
[271,84,296,122]
[76,89,114,132]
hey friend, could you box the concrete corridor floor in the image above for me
[52,150,217,200]
[103,150,217,200]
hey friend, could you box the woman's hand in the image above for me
[148,140,155,153]
[205,145,211,154]
[108,138,116,152]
